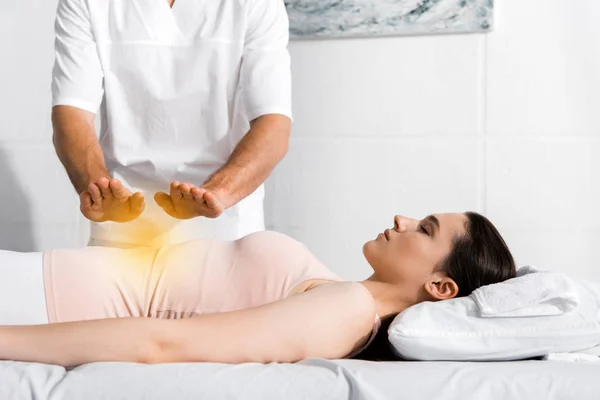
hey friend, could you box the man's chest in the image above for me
[88,0,247,44]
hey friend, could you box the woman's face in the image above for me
[363,213,468,286]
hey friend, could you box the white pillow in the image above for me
[388,280,600,361]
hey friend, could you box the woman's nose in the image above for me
[394,215,409,232]
[394,215,414,232]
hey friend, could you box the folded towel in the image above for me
[543,353,600,363]
[516,265,541,277]
[580,345,600,356]
[470,265,579,318]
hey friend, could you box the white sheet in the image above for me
[0,250,47,325]
[1,358,598,400]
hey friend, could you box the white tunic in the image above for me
[51,0,292,245]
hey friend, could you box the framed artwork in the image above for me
[286,0,493,39]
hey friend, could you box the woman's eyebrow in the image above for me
[424,215,440,234]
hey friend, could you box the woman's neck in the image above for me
[360,278,416,320]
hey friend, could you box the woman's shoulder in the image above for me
[311,282,376,312]
[296,282,379,358]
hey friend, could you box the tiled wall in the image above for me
[1,1,598,280]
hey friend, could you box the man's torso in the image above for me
[88,0,262,244]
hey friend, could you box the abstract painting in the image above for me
[285,0,493,39]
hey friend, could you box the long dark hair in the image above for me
[355,211,517,361]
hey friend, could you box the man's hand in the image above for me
[154,182,226,220]
[80,178,145,223]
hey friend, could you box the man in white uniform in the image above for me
[51,0,292,247]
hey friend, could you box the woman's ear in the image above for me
[424,274,459,301]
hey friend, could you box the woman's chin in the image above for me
[363,235,383,251]
[362,240,377,262]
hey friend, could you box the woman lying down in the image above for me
[0,212,515,367]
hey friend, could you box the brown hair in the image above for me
[355,211,517,361]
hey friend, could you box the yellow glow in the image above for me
[111,218,173,274]
[124,218,172,248]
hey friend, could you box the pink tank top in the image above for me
[43,230,379,358]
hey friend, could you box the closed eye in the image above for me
[419,224,429,236]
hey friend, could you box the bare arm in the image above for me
[52,106,145,222]
[52,105,110,194]
[202,0,294,209]
[0,282,375,367]
[202,114,291,208]
[154,114,291,219]
[154,0,293,219]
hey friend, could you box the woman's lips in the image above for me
[384,230,390,241]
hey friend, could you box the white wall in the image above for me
[1,1,599,280]
[0,0,84,251]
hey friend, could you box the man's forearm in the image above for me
[203,114,291,208]
[52,106,110,194]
